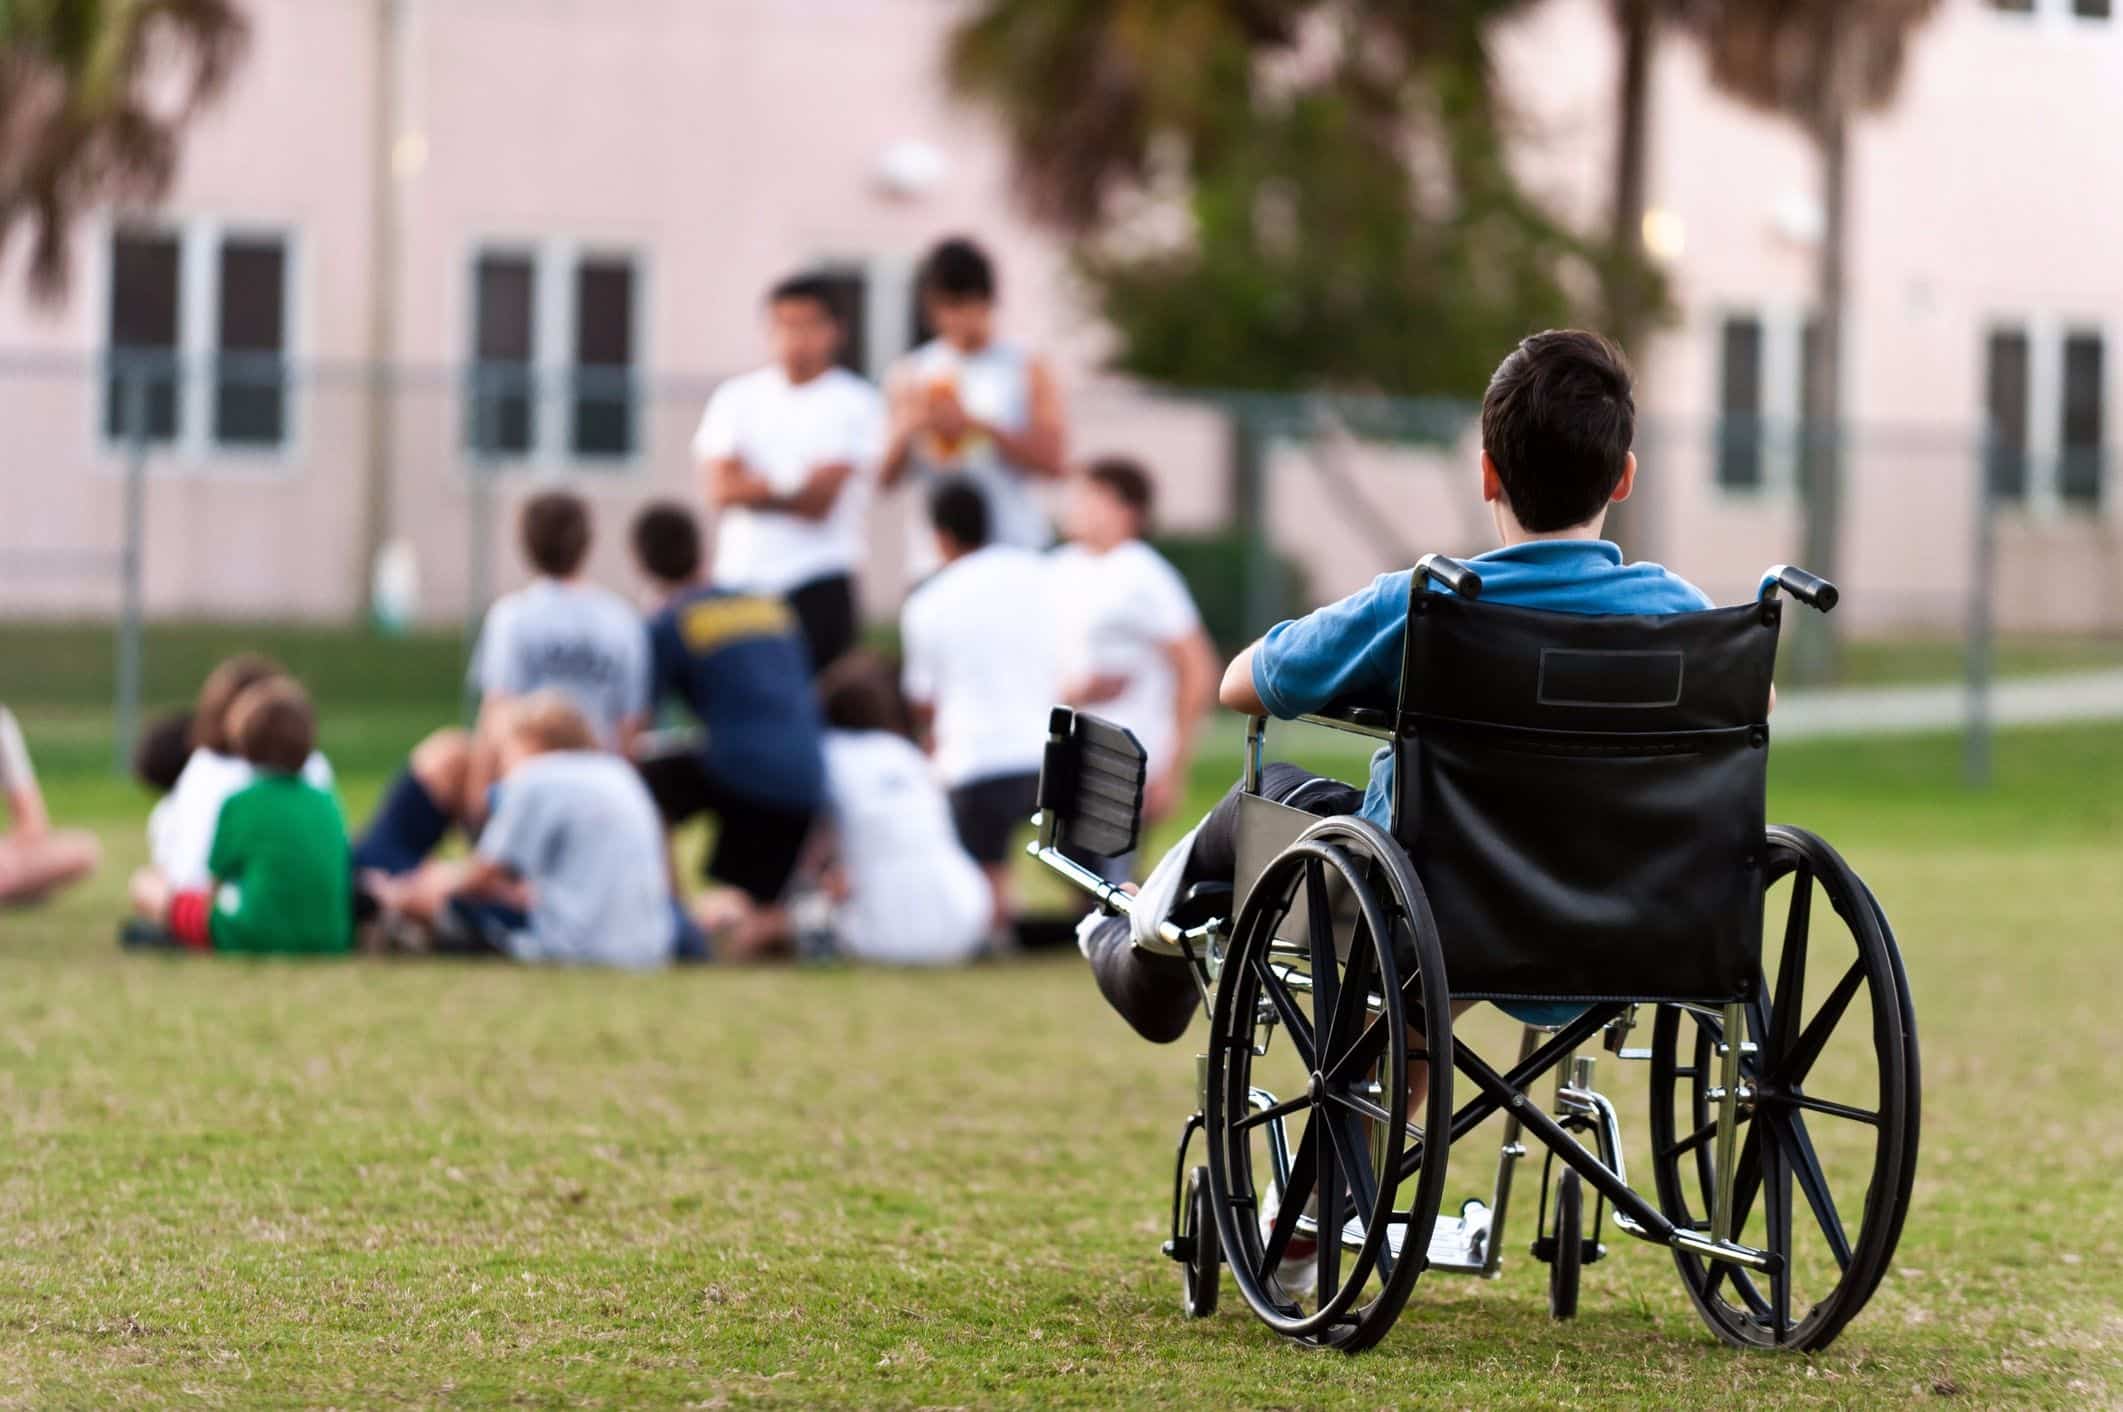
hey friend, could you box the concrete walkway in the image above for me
[1772,670,2123,741]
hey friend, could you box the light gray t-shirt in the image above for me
[476,751,675,968]
[468,579,649,748]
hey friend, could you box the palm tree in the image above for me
[0,0,248,299]
[1680,0,1941,680]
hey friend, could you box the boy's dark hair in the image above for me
[631,501,703,583]
[928,479,990,552]
[228,677,316,775]
[818,650,912,739]
[1084,456,1155,528]
[133,709,195,794]
[1479,330,1636,533]
[917,237,996,303]
[520,490,592,577]
[193,653,283,754]
[768,272,843,321]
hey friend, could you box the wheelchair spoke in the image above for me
[1259,1117,1318,1285]
[1235,1091,1311,1133]
[1772,1110,1853,1272]
[1304,859,1341,1051]
[1786,1092,1880,1127]
[1658,1110,1747,1164]
[1764,1117,1795,1338]
[1325,1107,1392,1281]
[1779,961,1866,1088]
[1253,956,1317,1070]
[1327,1089,1394,1127]
[1316,1100,1342,1301]
[1768,868,1812,1060]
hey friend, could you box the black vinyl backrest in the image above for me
[1391,589,1780,1004]
[1037,709,1147,859]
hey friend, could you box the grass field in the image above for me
[2,625,2120,1407]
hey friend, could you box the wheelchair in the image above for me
[1032,558,1920,1354]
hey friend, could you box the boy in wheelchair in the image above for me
[1079,329,1711,1044]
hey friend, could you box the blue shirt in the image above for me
[647,587,826,811]
[1251,540,1713,1026]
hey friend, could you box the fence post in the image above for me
[1229,398,1278,635]
[463,367,499,724]
[114,361,149,773]
[1963,426,1998,788]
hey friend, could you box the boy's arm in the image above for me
[1220,574,1404,720]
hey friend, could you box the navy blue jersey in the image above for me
[646,587,825,811]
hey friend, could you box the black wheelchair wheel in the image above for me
[1548,1170,1583,1321]
[1647,826,1919,1352]
[1181,1165,1220,1318]
[1203,816,1454,1353]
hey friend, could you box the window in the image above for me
[2073,0,2111,19]
[104,230,182,443]
[570,258,636,457]
[810,266,870,379]
[1984,329,2032,502]
[214,237,288,446]
[1716,316,1765,490]
[469,252,536,455]
[2060,331,2105,506]
[1988,0,2036,11]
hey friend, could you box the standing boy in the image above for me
[694,274,885,673]
[900,480,1058,927]
[1051,458,1220,833]
[883,236,1068,576]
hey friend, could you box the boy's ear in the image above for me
[1480,450,1504,504]
[1611,451,1639,504]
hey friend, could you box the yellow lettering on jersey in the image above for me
[678,595,794,653]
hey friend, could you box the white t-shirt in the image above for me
[149,747,337,888]
[900,545,1060,787]
[896,339,1054,576]
[1050,539,1202,774]
[692,364,886,594]
[468,578,650,749]
[823,730,990,966]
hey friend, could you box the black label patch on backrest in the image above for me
[1536,648,1685,709]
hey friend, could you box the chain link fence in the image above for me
[2,353,2118,781]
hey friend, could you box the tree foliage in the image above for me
[0,0,247,298]
[946,0,1642,399]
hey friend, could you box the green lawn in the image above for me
[0,625,2118,1407]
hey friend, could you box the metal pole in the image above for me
[114,362,149,773]
[1964,425,1999,788]
[1230,399,1276,634]
[463,367,498,724]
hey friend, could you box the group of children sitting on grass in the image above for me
[115,492,995,968]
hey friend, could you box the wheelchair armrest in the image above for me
[1297,705,1398,739]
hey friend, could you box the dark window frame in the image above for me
[2060,329,2106,508]
[103,226,184,445]
[211,232,292,449]
[1984,327,2032,503]
[569,254,639,459]
[1715,314,1766,492]
[468,247,540,458]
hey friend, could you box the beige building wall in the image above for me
[0,0,2116,635]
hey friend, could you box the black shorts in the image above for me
[786,572,857,675]
[636,750,817,904]
[948,770,1041,866]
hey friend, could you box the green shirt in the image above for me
[206,774,352,954]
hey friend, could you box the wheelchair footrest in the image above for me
[1423,1200,1495,1274]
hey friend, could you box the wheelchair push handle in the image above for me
[1759,564,1839,613]
[1417,553,1483,599]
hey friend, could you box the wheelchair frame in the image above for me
[1033,560,1918,1353]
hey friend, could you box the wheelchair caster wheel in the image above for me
[1548,1171,1582,1320]
[1181,1165,1219,1318]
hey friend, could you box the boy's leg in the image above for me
[947,769,1040,931]
[0,830,100,906]
[1082,764,1364,1042]
[353,728,473,876]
